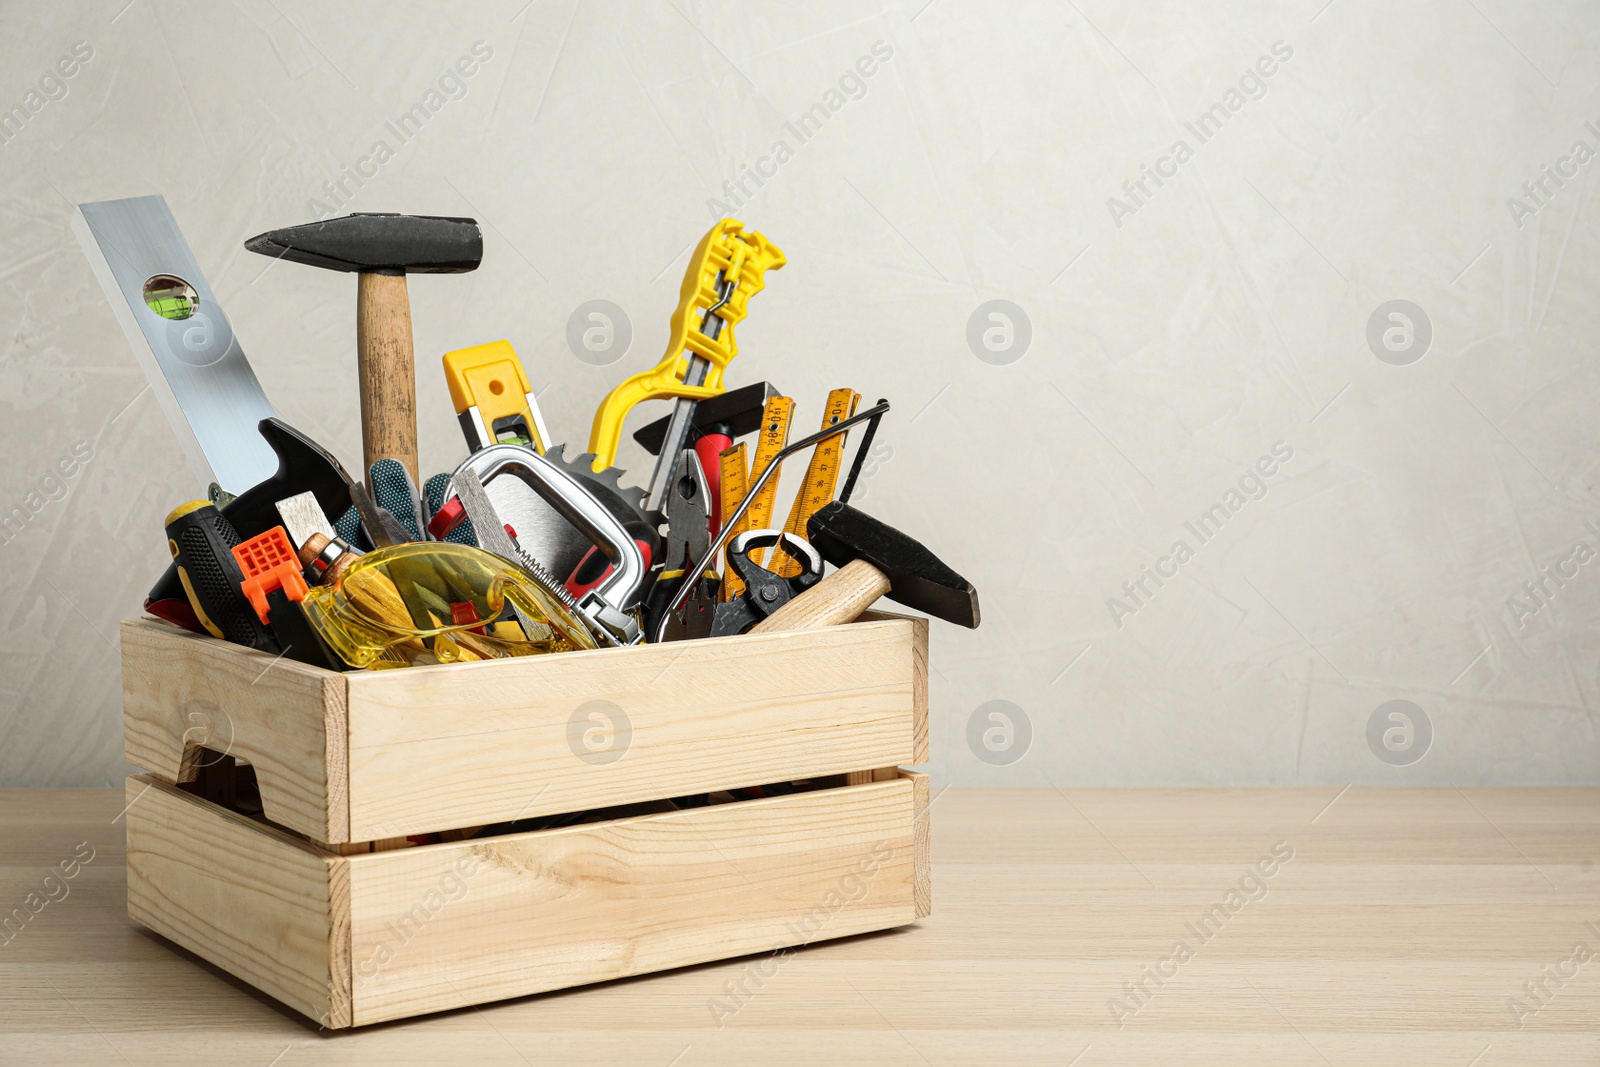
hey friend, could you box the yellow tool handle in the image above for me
[718,443,750,601]
[772,388,861,577]
[586,219,785,471]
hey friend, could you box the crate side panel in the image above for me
[857,611,928,762]
[902,769,932,917]
[345,778,917,1026]
[343,620,918,840]
[121,618,348,843]
[124,775,348,1027]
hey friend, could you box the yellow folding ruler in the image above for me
[769,388,861,577]
[716,443,748,599]
[718,395,794,601]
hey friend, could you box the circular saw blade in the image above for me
[542,443,664,555]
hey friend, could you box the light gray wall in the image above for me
[3,0,1597,787]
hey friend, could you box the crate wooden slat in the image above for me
[121,617,348,842]
[123,775,352,1026]
[908,767,931,918]
[860,608,929,763]
[124,770,926,1027]
[121,615,927,844]
[342,618,922,843]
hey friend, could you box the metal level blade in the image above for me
[72,195,277,494]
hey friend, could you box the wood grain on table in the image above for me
[1,787,1596,1065]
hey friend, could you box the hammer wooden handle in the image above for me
[749,558,890,633]
[356,273,418,486]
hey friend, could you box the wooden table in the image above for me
[1,787,1595,1065]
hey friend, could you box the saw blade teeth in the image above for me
[539,443,664,532]
[572,453,612,481]
[567,450,641,500]
[593,456,654,508]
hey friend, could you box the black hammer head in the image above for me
[244,213,482,275]
[806,500,980,628]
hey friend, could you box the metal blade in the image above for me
[274,491,336,550]
[451,444,661,584]
[349,482,410,548]
[452,467,588,643]
[642,270,733,512]
[73,195,277,494]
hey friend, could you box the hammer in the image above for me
[749,500,979,633]
[245,213,483,486]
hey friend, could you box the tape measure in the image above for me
[442,340,551,454]
[770,388,860,577]
[718,396,794,600]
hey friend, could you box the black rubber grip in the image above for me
[167,504,276,651]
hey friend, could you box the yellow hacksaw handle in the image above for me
[586,218,785,471]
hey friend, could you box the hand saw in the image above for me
[72,195,277,495]
[769,389,861,577]
[719,395,794,601]
[587,219,785,512]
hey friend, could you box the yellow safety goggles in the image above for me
[299,541,598,669]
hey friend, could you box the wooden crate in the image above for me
[120,614,932,1027]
